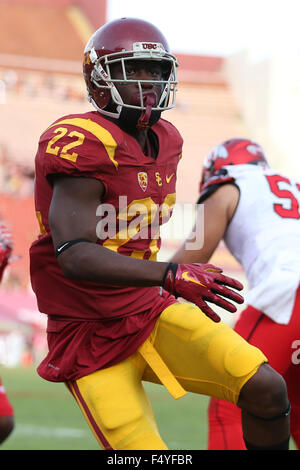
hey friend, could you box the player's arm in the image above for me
[172,184,240,264]
[50,175,243,321]
[49,175,168,286]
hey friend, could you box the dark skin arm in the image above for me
[49,175,168,286]
[172,184,240,264]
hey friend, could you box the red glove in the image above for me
[0,224,13,282]
[162,262,244,322]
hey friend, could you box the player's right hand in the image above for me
[162,262,244,322]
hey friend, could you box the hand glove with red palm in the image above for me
[0,224,13,282]
[162,262,244,322]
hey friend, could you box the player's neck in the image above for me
[131,129,148,153]
[101,113,156,156]
[105,114,149,152]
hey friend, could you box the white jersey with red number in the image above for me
[223,164,300,324]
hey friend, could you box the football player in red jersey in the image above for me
[30,19,290,450]
[0,224,15,444]
[173,138,300,450]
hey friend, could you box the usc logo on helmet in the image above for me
[142,43,158,50]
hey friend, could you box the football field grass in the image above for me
[1,365,297,451]
[0,365,209,450]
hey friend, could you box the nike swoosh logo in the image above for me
[166,173,175,183]
[57,242,69,252]
[182,271,206,287]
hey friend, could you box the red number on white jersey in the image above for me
[265,174,300,219]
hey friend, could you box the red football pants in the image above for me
[208,285,300,450]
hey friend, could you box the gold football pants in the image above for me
[66,302,267,450]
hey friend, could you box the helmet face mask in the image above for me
[83,18,178,127]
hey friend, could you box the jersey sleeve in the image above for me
[38,116,120,188]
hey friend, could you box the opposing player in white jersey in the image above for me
[173,138,300,449]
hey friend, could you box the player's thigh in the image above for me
[67,353,167,450]
[143,302,267,404]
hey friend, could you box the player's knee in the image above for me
[0,416,14,444]
[238,363,289,420]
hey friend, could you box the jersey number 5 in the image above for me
[265,174,300,219]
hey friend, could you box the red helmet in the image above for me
[83,17,178,121]
[200,138,269,190]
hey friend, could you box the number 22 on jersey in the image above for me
[100,194,176,260]
[46,127,85,162]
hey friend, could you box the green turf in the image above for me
[0,365,208,450]
[0,366,296,450]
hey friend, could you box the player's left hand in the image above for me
[162,262,244,322]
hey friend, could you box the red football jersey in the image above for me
[30,111,183,381]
